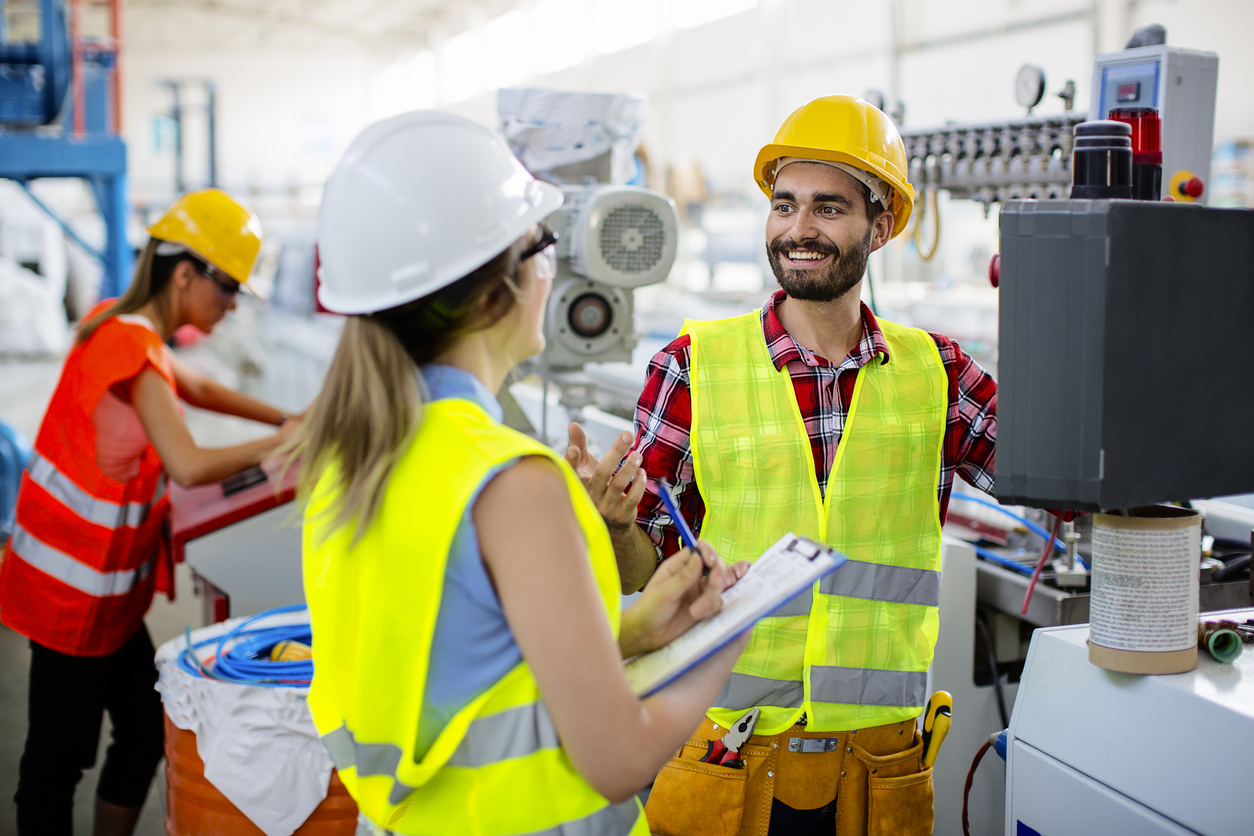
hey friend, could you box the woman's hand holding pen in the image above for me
[618,540,750,660]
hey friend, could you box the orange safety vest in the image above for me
[0,302,175,656]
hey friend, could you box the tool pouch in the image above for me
[840,732,934,836]
[645,720,775,836]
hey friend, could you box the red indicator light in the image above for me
[1116,82,1141,103]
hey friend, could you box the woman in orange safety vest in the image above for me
[0,189,302,836]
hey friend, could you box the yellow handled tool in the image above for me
[921,690,953,769]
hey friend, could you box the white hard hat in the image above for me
[316,111,564,315]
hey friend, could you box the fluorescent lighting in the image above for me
[592,0,657,55]
[439,29,484,103]
[531,0,586,75]
[482,10,531,89]
[409,51,437,110]
[368,49,437,120]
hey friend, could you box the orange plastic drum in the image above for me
[164,712,358,835]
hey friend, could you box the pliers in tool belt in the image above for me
[700,708,760,769]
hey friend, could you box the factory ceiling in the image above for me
[125,0,491,51]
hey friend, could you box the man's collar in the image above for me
[761,289,891,370]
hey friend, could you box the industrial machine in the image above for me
[996,199,1254,511]
[499,88,680,442]
[0,0,132,297]
[901,36,1217,216]
[543,183,678,372]
[1002,609,1254,835]
[909,28,1244,836]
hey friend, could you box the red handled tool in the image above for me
[700,708,760,769]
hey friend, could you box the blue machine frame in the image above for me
[0,0,132,298]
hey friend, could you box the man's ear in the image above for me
[870,210,895,253]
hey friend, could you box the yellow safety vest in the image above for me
[303,397,648,835]
[688,312,946,736]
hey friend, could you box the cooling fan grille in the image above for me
[598,205,666,274]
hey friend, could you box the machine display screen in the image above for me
[1099,60,1160,116]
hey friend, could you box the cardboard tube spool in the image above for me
[1088,506,1201,675]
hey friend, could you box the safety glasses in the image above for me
[519,226,558,281]
[200,263,242,298]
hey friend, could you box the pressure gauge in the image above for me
[1015,64,1046,112]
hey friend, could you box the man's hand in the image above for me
[619,541,750,659]
[566,423,647,533]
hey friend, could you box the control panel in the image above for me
[1090,45,1218,203]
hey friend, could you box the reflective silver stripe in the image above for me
[321,725,418,806]
[446,702,560,768]
[810,666,927,708]
[10,525,155,597]
[715,672,804,710]
[327,721,640,834]
[26,451,164,531]
[354,798,640,836]
[545,798,640,836]
[818,560,941,607]
[766,588,812,618]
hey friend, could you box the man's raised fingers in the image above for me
[608,450,643,494]
[590,431,635,486]
[567,422,589,456]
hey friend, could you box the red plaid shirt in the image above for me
[633,289,998,559]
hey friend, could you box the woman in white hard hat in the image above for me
[0,189,302,836]
[295,111,747,835]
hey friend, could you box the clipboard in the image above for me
[624,533,847,697]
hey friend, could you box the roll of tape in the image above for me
[1088,506,1201,675]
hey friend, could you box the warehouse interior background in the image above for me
[2,0,1253,834]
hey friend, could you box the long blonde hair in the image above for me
[77,239,207,342]
[292,239,527,546]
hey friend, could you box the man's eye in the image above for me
[774,204,793,213]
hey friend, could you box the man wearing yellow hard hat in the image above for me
[568,96,998,834]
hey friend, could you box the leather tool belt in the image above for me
[645,716,934,836]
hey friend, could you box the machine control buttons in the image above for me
[1169,169,1205,201]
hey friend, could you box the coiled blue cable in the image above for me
[178,603,313,688]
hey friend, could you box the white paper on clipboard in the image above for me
[624,533,846,697]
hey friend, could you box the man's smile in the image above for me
[783,248,833,267]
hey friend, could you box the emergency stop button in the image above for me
[1169,170,1205,202]
[1179,177,1204,198]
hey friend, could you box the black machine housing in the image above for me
[996,199,1254,510]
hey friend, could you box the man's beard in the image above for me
[767,226,873,302]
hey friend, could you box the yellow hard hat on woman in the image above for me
[147,188,263,283]
[753,95,915,238]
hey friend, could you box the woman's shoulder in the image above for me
[87,314,171,378]
[419,399,555,463]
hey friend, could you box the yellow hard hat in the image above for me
[146,189,263,283]
[753,96,915,238]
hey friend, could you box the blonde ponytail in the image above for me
[292,317,422,546]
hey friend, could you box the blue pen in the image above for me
[658,479,699,552]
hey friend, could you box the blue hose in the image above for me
[178,603,313,688]
[974,546,1034,577]
[949,493,1067,553]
